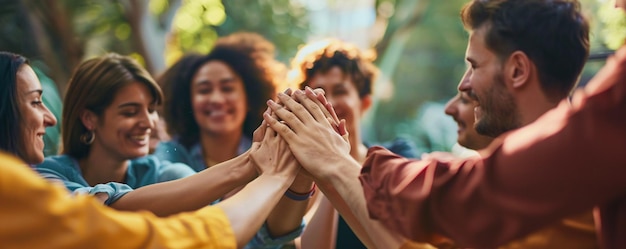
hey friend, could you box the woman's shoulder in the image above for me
[129,155,195,184]
[154,140,192,160]
[37,154,77,171]
[35,154,81,180]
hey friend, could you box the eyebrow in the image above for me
[117,102,142,109]
[194,77,236,86]
[193,80,210,86]
[219,77,235,84]
[25,89,43,95]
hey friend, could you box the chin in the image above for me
[26,153,45,165]
[126,150,149,159]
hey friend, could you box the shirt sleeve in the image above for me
[154,141,194,166]
[157,161,197,182]
[359,46,626,248]
[36,159,134,205]
[0,153,237,249]
[382,136,420,159]
[244,221,305,249]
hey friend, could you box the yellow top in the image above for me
[0,152,236,249]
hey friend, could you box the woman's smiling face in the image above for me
[16,64,57,164]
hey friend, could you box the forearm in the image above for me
[318,156,404,249]
[216,174,294,248]
[299,194,338,249]
[357,46,626,248]
[266,174,313,237]
[360,97,626,247]
[112,154,256,216]
[1,155,237,249]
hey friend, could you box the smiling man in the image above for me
[441,5,597,244]
[442,1,598,247]
[260,0,626,249]
[444,91,493,154]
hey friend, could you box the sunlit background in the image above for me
[1,0,624,154]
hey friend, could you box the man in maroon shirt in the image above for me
[263,0,626,248]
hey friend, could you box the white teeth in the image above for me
[209,110,225,116]
[130,135,147,141]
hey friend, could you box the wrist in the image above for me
[284,183,316,201]
[229,153,258,182]
[288,173,314,193]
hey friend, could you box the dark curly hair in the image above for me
[163,32,280,148]
[289,39,378,98]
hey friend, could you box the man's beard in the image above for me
[474,72,521,137]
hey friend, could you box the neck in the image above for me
[516,87,562,127]
[78,147,128,186]
[200,129,243,168]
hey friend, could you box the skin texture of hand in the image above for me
[251,112,313,237]
[249,117,300,181]
[265,90,351,179]
[303,87,348,139]
[264,89,414,249]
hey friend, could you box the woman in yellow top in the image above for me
[0,51,302,248]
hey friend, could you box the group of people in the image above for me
[1,0,626,248]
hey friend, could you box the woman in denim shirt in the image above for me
[155,33,312,248]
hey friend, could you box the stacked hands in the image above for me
[249,87,350,187]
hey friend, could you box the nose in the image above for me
[42,104,57,127]
[209,90,227,104]
[137,109,157,130]
[457,68,472,92]
[444,95,459,117]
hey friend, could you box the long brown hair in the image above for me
[62,53,163,159]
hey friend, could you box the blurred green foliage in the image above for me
[2,0,624,155]
[165,0,309,65]
[368,0,626,153]
[598,1,626,49]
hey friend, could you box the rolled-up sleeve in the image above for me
[36,160,134,205]
[359,46,626,248]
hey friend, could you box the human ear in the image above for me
[506,51,532,89]
[80,110,98,131]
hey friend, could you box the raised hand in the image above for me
[302,87,348,139]
[249,114,300,182]
[264,89,351,179]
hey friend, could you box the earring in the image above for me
[80,130,95,145]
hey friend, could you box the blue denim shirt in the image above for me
[154,137,304,249]
[154,136,252,172]
[35,154,196,205]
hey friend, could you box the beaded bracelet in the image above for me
[284,183,316,201]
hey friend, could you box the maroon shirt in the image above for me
[360,46,626,248]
